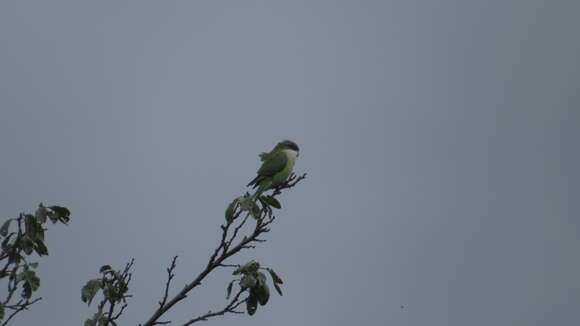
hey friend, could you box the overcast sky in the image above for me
[1,1,579,325]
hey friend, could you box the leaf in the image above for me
[255,272,270,305]
[35,204,48,224]
[256,282,270,306]
[246,293,258,316]
[239,275,257,290]
[49,205,70,218]
[0,219,11,237]
[7,252,21,265]
[250,202,261,219]
[256,272,267,284]
[25,214,38,240]
[267,268,284,284]
[103,284,117,301]
[225,199,239,222]
[238,197,254,211]
[261,196,281,209]
[28,262,39,269]
[226,280,235,299]
[22,282,32,299]
[47,211,58,223]
[98,315,110,326]
[21,237,35,255]
[84,311,103,326]
[34,239,49,256]
[25,271,41,291]
[233,261,260,275]
[81,279,103,306]
[16,270,28,282]
[49,206,70,224]
[18,270,39,297]
[36,226,45,242]
[273,282,283,296]
[99,265,112,273]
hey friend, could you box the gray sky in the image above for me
[1,1,579,325]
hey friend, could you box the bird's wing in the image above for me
[257,151,287,176]
[259,151,271,161]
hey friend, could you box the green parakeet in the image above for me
[247,140,300,197]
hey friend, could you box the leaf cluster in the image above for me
[226,195,281,222]
[227,261,284,316]
[81,261,133,326]
[0,203,70,325]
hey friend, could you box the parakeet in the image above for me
[247,140,300,197]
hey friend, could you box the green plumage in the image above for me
[247,141,299,197]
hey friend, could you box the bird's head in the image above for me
[276,140,300,157]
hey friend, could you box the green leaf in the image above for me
[239,275,257,290]
[36,226,45,242]
[27,273,40,292]
[233,261,260,275]
[225,199,239,222]
[22,282,32,299]
[0,219,11,237]
[34,239,49,256]
[49,205,70,218]
[16,271,27,282]
[261,196,281,209]
[25,214,38,239]
[35,204,48,224]
[273,282,283,296]
[21,237,35,255]
[99,265,112,273]
[246,293,258,316]
[103,284,116,301]
[28,262,39,269]
[7,252,21,265]
[98,315,110,326]
[238,197,253,211]
[47,211,58,223]
[49,206,70,224]
[255,280,270,305]
[226,280,235,299]
[84,311,103,326]
[250,202,261,219]
[81,279,103,306]
[16,270,40,298]
[256,272,267,284]
[267,268,284,284]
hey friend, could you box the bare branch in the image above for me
[271,173,307,196]
[1,297,42,326]
[158,256,178,308]
[181,290,246,325]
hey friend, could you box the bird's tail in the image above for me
[250,180,272,200]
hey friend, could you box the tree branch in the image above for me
[1,297,42,326]
[181,290,246,325]
[158,256,178,309]
[140,174,305,326]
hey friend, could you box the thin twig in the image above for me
[159,256,178,308]
[1,297,42,326]
[181,290,246,325]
